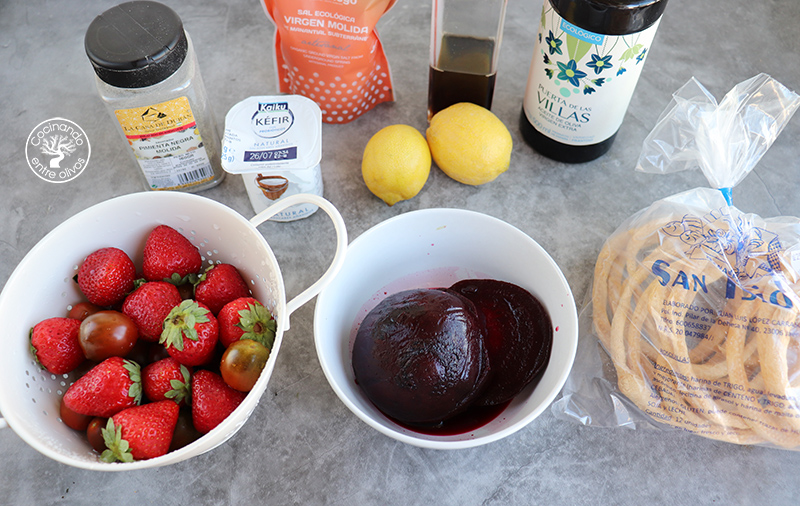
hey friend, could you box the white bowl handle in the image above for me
[0,416,6,429]
[249,194,348,329]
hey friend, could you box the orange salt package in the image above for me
[262,0,397,124]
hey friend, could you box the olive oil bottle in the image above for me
[520,0,668,163]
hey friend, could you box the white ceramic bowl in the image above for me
[314,208,578,449]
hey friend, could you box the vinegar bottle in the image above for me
[520,0,668,163]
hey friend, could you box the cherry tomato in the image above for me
[148,342,171,363]
[79,310,139,361]
[86,417,108,453]
[169,409,203,452]
[67,301,102,321]
[220,339,270,392]
[59,396,92,431]
[123,339,152,365]
[177,283,194,301]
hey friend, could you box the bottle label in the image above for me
[523,4,661,146]
[114,97,215,190]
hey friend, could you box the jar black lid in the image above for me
[85,1,187,88]
[552,0,668,35]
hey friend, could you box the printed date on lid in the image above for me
[244,147,298,162]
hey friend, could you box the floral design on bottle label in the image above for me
[114,96,215,190]
[523,4,661,146]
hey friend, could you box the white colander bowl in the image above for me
[0,191,346,470]
[314,208,578,449]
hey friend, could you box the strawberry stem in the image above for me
[100,418,134,463]
[165,364,192,405]
[234,302,277,349]
[160,300,210,351]
[124,359,143,405]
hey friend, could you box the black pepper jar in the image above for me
[519,0,668,163]
[85,1,224,191]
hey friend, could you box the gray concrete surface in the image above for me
[1,0,800,504]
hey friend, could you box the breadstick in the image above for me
[591,213,800,447]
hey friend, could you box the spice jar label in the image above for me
[114,96,215,190]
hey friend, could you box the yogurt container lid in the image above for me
[222,95,321,174]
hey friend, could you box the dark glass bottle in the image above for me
[520,0,668,163]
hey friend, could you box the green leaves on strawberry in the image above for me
[194,263,251,315]
[63,357,142,418]
[101,400,179,462]
[191,370,246,434]
[46,225,272,461]
[30,317,84,374]
[142,357,192,406]
[77,247,136,307]
[122,281,182,342]
[142,225,202,284]
[160,300,219,366]
[218,297,277,349]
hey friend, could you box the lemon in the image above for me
[426,103,512,186]
[362,124,431,206]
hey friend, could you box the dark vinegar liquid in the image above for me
[428,34,497,120]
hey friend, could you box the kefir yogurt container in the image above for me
[222,95,323,221]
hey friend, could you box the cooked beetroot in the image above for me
[450,279,552,406]
[352,288,489,426]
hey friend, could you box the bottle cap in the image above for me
[84,1,187,88]
[552,0,667,35]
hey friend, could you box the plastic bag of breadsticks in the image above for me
[262,0,396,124]
[553,74,800,448]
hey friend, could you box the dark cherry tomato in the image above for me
[79,310,139,361]
[86,417,108,453]
[67,301,103,321]
[220,339,270,392]
[148,341,171,363]
[59,396,92,431]
[177,283,194,301]
[169,409,203,452]
[124,339,152,365]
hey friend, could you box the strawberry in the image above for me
[77,247,136,307]
[191,370,246,434]
[63,357,142,418]
[30,317,84,374]
[142,357,192,406]
[218,297,277,349]
[100,400,179,462]
[122,281,182,342]
[194,263,251,315]
[160,300,219,366]
[142,225,202,284]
